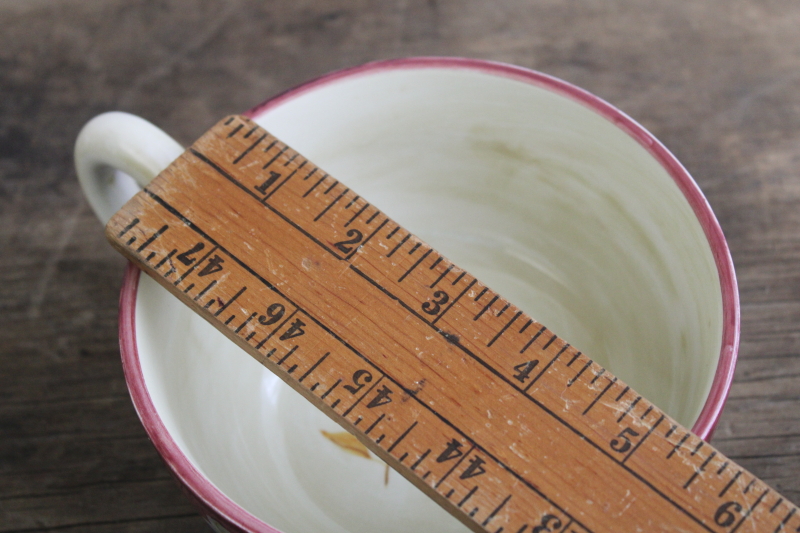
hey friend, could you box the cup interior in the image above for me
[130,61,730,532]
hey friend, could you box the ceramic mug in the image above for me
[75,57,739,533]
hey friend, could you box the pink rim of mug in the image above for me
[117,57,740,532]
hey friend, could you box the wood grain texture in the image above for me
[1,0,799,531]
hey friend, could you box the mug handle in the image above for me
[74,112,184,223]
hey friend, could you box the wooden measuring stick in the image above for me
[107,115,798,533]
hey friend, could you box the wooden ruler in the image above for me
[107,115,798,533]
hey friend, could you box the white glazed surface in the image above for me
[130,67,722,532]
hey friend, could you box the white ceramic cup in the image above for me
[75,58,739,533]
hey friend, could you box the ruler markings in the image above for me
[345,202,370,227]
[323,179,339,194]
[623,414,665,464]
[233,132,267,164]
[262,145,289,169]
[582,376,617,416]
[108,117,797,533]
[262,161,306,201]
[136,224,168,252]
[303,174,328,197]
[314,187,349,222]
[487,311,522,347]
[568,360,592,387]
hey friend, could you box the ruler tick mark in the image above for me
[615,385,631,402]
[665,424,678,439]
[118,217,140,237]
[164,267,176,278]
[474,287,488,301]
[496,303,510,317]
[365,415,384,436]
[155,249,176,269]
[262,145,289,169]
[432,278,476,326]
[233,132,267,164]
[183,283,194,293]
[227,124,243,137]
[399,452,408,463]
[452,271,466,285]
[582,376,617,416]
[303,167,318,181]
[235,312,258,333]
[283,153,299,166]
[590,368,606,385]
[366,210,381,224]
[482,495,511,527]
[398,249,431,282]
[519,318,533,334]
[214,286,246,317]
[640,405,653,420]
[422,471,431,480]
[568,360,592,387]
[287,365,297,374]
[731,488,770,533]
[488,311,522,347]
[331,399,340,409]
[245,331,255,341]
[520,326,547,354]
[408,242,422,255]
[243,125,260,138]
[744,478,756,494]
[542,334,557,350]
[323,180,339,194]
[458,486,478,507]
[145,251,156,262]
[303,174,328,198]
[683,451,716,489]
[668,433,690,459]
[720,471,742,497]
[388,422,417,453]
[320,379,341,400]
[716,460,729,476]
[345,195,360,209]
[224,315,235,325]
[469,508,479,517]
[386,226,399,239]
[354,416,362,426]
[310,383,319,392]
[430,264,453,288]
[314,188,349,221]
[411,449,430,471]
[623,414,664,464]
[474,295,499,321]
[429,257,443,270]
[525,344,569,391]
[299,352,329,383]
[771,498,784,513]
[690,441,704,456]
[446,489,455,499]
[344,202,370,227]
[126,236,137,246]
[617,395,641,423]
[376,434,385,444]
[387,234,410,257]
[277,345,299,366]
[776,508,796,531]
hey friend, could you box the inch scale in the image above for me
[107,115,797,533]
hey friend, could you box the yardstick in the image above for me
[107,115,797,533]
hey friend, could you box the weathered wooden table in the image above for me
[1,1,798,531]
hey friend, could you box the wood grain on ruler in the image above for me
[106,115,799,533]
